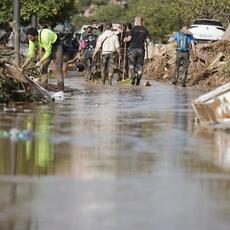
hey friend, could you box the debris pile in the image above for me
[0,50,50,103]
[146,40,230,89]
[0,48,82,104]
[192,82,230,126]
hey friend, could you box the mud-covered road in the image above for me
[0,75,230,230]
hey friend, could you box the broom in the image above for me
[117,41,132,85]
[144,42,151,86]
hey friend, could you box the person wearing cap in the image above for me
[21,27,64,91]
[169,26,196,87]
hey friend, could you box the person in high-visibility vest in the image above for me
[21,27,64,91]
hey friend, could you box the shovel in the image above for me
[144,42,151,86]
[117,41,132,85]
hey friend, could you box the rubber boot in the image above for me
[136,73,142,86]
[101,72,106,85]
[181,72,188,87]
[130,76,135,85]
[129,67,135,85]
[85,70,91,81]
[108,74,113,85]
[172,74,179,85]
[58,81,64,91]
[40,74,48,88]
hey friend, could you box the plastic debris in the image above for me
[48,91,65,101]
[9,128,33,141]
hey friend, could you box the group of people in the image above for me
[18,17,151,91]
[73,18,195,88]
[17,16,195,92]
[72,17,150,86]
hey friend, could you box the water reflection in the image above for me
[0,109,55,175]
[0,83,229,177]
[215,131,230,170]
[190,128,230,172]
[0,86,158,178]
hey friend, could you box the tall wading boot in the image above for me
[40,74,48,88]
[172,74,179,85]
[181,79,187,87]
[108,74,113,85]
[129,66,135,85]
[85,70,91,81]
[131,75,136,85]
[58,81,64,91]
[101,70,106,85]
[131,72,138,85]
[181,72,188,87]
[136,72,142,86]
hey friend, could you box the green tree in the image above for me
[0,0,77,25]
[90,0,230,37]
[0,0,12,23]
[21,0,77,25]
[94,4,126,23]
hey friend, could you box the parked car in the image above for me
[189,19,225,41]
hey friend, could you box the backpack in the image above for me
[84,34,97,49]
[176,32,190,52]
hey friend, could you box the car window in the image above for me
[193,20,223,27]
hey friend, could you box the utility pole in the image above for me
[31,14,37,29]
[14,0,20,66]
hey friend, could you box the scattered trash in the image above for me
[3,107,17,112]
[48,91,65,101]
[0,49,81,104]
[9,128,33,141]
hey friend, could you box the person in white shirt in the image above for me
[93,23,120,85]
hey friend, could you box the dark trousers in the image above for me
[129,48,145,85]
[41,38,64,90]
[173,51,190,86]
[84,48,94,80]
[84,49,94,69]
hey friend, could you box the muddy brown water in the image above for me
[0,75,230,230]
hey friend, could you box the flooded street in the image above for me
[0,74,230,230]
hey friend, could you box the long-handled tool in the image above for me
[144,42,151,86]
[117,41,132,85]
